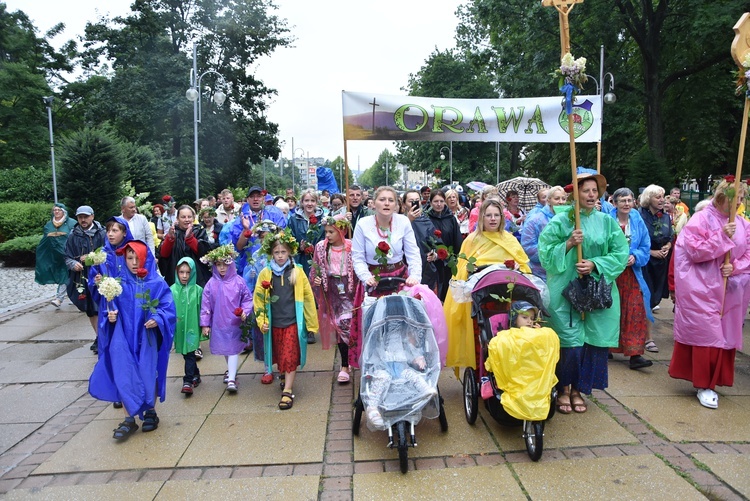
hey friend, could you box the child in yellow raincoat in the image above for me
[484,301,560,421]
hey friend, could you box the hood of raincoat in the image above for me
[173,256,197,288]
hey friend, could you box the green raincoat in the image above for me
[538,206,628,348]
[170,257,204,354]
[35,205,76,285]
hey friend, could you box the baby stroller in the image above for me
[462,265,557,461]
[353,277,448,474]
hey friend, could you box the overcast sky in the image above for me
[7,0,464,171]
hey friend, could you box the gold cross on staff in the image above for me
[542,0,584,59]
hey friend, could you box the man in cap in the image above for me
[230,186,288,274]
[64,206,107,353]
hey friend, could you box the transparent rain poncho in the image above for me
[360,295,440,431]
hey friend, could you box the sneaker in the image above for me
[697,388,718,409]
[195,348,203,360]
[652,305,660,312]
[227,380,238,393]
[307,331,316,344]
[192,376,201,388]
[181,383,194,395]
[50,298,62,308]
[223,370,229,384]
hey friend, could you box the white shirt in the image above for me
[216,202,241,224]
[122,213,155,257]
[352,214,422,283]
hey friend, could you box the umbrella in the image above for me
[496,177,551,213]
[466,181,489,192]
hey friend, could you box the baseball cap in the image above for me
[75,205,94,216]
[247,186,263,196]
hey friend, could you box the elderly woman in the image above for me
[158,205,217,286]
[426,189,464,301]
[288,188,326,278]
[445,188,470,237]
[36,203,77,307]
[538,172,628,414]
[350,186,422,368]
[608,188,654,370]
[520,186,567,281]
[444,199,531,369]
[669,179,750,409]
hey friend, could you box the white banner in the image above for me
[342,91,601,143]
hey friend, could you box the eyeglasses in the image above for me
[616,199,633,204]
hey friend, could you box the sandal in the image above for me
[556,393,573,414]
[279,390,294,410]
[261,373,274,384]
[141,410,159,432]
[337,369,350,384]
[113,419,138,440]
[645,340,659,353]
[570,391,587,413]
[227,380,238,393]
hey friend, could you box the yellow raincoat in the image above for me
[444,230,531,368]
[484,326,560,421]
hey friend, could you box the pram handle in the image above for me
[366,276,406,294]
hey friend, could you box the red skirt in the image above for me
[272,324,301,373]
[611,267,648,356]
[668,341,735,389]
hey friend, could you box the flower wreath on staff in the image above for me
[349,186,423,369]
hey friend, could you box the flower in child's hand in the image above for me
[136,268,148,279]
[304,244,314,255]
[234,307,243,317]
[504,259,516,270]
[434,230,442,238]
[377,241,390,253]
[243,229,252,238]
[309,215,318,225]
[437,248,449,260]
[261,280,271,289]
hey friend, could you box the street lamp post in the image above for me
[186,42,227,200]
[293,146,305,192]
[586,45,616,174]
[383,157,389,186]
[43,96,58,203]
[439,142,453,184]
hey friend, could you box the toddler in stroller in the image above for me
[360,295,441,431]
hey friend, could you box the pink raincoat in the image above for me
[673,203,750,350]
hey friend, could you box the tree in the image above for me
[327,156,355,192]
[57,126,126,219]
[0,5,73,168]
[358,150,400,189]
[71,0,291,197]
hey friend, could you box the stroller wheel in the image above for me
[352,394,364,436]
[396,421,409,474]
[524,420,544,462]
[463,367,478,425]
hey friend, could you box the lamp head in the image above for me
[440,153,446,161]
[604,92,617,105]
[213,90,226,106]
[186,88,199,102]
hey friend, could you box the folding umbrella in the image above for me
[466,181,489,192]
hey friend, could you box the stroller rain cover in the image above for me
[360,295,441,431]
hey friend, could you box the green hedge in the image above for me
[0,234,41,267]
[0,166,54,202]
[0,202,54,242]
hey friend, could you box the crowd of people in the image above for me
[32,171,750,439]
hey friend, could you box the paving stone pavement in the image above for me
[0,268,748,499]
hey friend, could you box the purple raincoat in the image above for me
[200,261,252,356]
[673,203,750,350]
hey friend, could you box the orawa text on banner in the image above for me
[341,91,601,143]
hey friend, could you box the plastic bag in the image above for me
[561,275,613,313]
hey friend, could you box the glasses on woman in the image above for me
[616,198,633,205]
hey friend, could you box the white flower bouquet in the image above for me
[97,277,123,302]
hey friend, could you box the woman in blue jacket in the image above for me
[608,187,654,370]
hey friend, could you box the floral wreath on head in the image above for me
[259,229,299,257]
[321,215,351,231]
[198,207,217,218]
[251,220,278,236]
[200,244,238,265]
